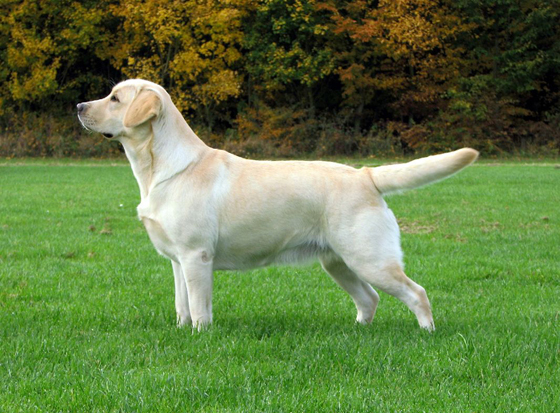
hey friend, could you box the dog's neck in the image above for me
[120,111,209,201]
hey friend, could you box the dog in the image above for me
[77,79,478,331]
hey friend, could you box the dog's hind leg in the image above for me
[320,255,380,324]
[172,260,191,327]
[349,260,435,331]
[330,207,435,331]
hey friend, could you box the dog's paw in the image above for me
[176,312,192,328]
[356,309,375,325]
[191,316,212,332]
[419,320,436,333]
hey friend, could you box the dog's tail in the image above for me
[369,148,479,196]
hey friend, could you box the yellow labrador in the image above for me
[77,79,478,331]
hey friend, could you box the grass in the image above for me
[0,159,559,412]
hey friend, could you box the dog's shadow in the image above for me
[211,310,477,345]
[217,313,429,340]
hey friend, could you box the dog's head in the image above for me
[77,79,164,140]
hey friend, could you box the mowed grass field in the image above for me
[1,158,558,412]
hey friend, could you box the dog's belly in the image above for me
[213,243,328,270]
[212,229,330,271]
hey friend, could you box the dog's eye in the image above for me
[110,95,119,103]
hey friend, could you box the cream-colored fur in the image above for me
[77,79,478,331]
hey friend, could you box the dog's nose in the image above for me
[77,103,87,114]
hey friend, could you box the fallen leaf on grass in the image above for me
[398,218,437,234]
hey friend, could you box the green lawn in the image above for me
[1,159,558,412]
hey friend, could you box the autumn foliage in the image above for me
[1,0,559,157]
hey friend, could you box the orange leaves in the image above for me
[368,0,472,116]
[375,0,467,57]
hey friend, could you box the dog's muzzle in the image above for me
[77,102,88,114]
[77,103,112,137]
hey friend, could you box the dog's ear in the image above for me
[123,89,161,128]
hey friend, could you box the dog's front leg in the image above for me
[179,251,213,331]
[172,260,191,327]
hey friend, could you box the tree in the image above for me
[318,0,471,128]
[317,0,383,130]
[371,0,471,122]
[244,0,335,117]
[454,0,560,116]
[108,0,251,129]
[0,0,114,114]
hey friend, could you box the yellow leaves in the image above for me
[5,5,61,102]
[105,0,247,114]
[172,49,205,83]
[9,59,60,101]
[377,0,441,55]
[2,0,119,107]
[58,3,105,48]
[193,69,242,106]
[7,33,53,70]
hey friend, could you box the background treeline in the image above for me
[1,0,559,157]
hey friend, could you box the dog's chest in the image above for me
[140,216,177,261]
[138,202,177,260]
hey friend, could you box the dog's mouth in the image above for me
[78,111,116,139]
